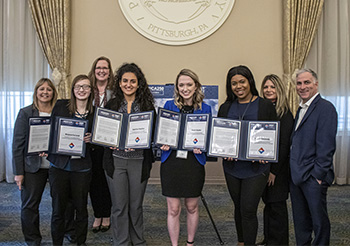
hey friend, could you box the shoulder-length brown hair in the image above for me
[261,74,290,118]
[88,56,114,91]
[32,78,58,111]
[174,69,204,110]
[68,74,94,114]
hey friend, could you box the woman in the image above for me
[12,78,58,245]
[87,56,113,232]
[160,69,212,246]
[218,65,277,246]
[47,74,94,246]
[257,74,294,245]
[103,63,155,246]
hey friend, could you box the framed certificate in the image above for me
[124,111,154,149]
[51,117,88,157]
[208,118,241,158]
[154,108,181,148]
[182,113,210,151]
[27,117,51,155]
[91,107,123,147]
[246,121,279,162]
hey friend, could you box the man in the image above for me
[290,68,337,245]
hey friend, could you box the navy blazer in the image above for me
[160,100,212,165]
[12,104,42,175]
[290,94,337,186]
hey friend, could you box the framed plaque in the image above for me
[27,117,51,155]
[91,107,123,147]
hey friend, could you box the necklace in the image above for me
[75,110,88,119]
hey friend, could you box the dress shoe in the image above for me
[100,224,110,232]
[64,234,77,243]
[92,224,101,233]
[256,240,266,246]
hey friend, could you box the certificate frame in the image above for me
[208,117,241,158]
[124,111,154,149]
[50,117,88,157]
[182,113,210,151]
[154,108,181,149]
[27,117,51,155]
[91,107,123,148]
[245,121,279,162]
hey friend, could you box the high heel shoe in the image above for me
[100,224,110,232]
[92,220,102,233]
[100,217,111,232]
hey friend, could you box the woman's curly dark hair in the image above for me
[111,63,154,111]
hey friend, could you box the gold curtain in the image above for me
[283,0,324,115]
[28,0,71,99]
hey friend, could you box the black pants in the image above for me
[263,200,289,245]
[20,169,48,246]
[225,172,268,246]
[89,147,111,218]
[49,167,91,245]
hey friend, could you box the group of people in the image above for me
[12,60,337,246]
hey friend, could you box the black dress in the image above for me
[160,105,205,198]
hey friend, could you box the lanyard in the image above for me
[239,95,254,120]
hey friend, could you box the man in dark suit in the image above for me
[289,68,337,245]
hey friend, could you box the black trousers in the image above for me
[262,200,289,245]
[89,147,111,218]
[49,167,91,245]
[225,172,268,246]
[20,169,49,246]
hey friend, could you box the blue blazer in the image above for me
[160,100,212,165]
[290,94,337,186]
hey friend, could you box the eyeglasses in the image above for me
[95,67,109,71]
[74,85,91,90]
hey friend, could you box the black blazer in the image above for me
[47,100,94,171]
[12,104,42,175]
[102,97,155,183]
[218,97,277,121]
[263,110,294,202]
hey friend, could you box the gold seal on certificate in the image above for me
[27,117,51,155]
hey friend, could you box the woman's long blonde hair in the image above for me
[261,74,290,118]
[32,78,58,112]
[174,69,204,110]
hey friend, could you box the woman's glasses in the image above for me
[74,85,91,91]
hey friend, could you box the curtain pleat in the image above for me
[283,0,324,115]
[28,0,71,99]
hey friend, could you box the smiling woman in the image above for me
[218,65,277,246]
[103,63,156,246]
[12,78,57,245]
[47,74,94,245]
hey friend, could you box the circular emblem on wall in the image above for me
[118,0,235,46]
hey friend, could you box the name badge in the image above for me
[176,150,188,159]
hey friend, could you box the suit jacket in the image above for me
[290,94,337,186]
[47,99,94,171]
[12,104,42,175]
[160,100,212,165]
